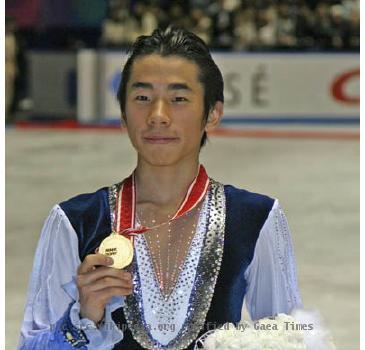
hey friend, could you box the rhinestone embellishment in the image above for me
[109,179,226,349]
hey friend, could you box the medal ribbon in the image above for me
[114,164,210,239]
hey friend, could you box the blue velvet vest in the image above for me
[60,184,274,350]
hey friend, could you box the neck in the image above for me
[134,159,200,209]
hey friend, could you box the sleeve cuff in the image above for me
[68,297,125,350]
[61,276,125,349]
[57,303,89,349]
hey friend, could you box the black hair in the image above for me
[117,27,224,147]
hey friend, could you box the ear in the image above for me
[205,101,223,132]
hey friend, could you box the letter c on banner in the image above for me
[331,68,360,105]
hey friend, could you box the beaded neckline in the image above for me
[108,179,226,349]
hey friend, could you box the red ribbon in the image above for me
[114,165,210,239]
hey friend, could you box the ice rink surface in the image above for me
[6,129,359,349]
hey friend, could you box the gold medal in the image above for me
[99,233,134,269]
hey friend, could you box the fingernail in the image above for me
[107,257,114,265]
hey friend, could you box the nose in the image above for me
[147,99,171,126]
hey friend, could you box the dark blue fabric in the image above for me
[60,184,274,349]
[206,185,275,325]
[59,187,111,261]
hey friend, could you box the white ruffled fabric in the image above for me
[244,199,302,320]
[17,205,124,350]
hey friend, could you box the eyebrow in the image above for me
[130,82,192,91]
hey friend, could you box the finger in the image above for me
[95,247,99,253]
[82,276,133,293]
[77,254,114,274]
[77,267,132,287]
[96,286,134,303]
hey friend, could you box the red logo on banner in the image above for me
[331,68,360,105]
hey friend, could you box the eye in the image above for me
[135,95,150,101]
[172,96,188,103]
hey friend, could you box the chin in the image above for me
[138,150,184,167]
[137,144,199,167]
[144,156,180,167]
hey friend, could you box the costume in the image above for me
[18,171,302,350]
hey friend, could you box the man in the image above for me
[18,27,301,350]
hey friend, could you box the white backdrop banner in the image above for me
[77,51,359,123]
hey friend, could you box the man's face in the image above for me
[124,54,206,167]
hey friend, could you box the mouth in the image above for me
[143,136,179,144]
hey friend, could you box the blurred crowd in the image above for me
[5,0,360,121]
[101,0,360,51]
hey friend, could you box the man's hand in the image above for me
[76,253,133,324]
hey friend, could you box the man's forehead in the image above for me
[128,54,201,86]
[130,81,193,91]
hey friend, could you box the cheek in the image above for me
[176,102,204,122]
[124,115,141,144]
[180,117,205,142]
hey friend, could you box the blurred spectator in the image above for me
[296,3,315,49]
[329,5,349,50]
[313,3,333,50]
[276,3,297,49]
[233,8,257,51]
[168,3,192,30]
[256,7,278,49]
[342,0,360,17]
[5,17,18,122]
[140,4,159,37]
[129,3,158,41]
[221,0,241,11]
[211,0,236,49]
[190,8,212,45]
[234,7,257,50]
[347,7,360,50]
[101,0,136,47]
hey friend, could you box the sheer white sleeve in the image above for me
[244,199,302,321]
[17,205,124,350]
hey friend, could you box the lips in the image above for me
[143,136,179,144]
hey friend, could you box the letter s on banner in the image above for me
[330,68,360,105]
